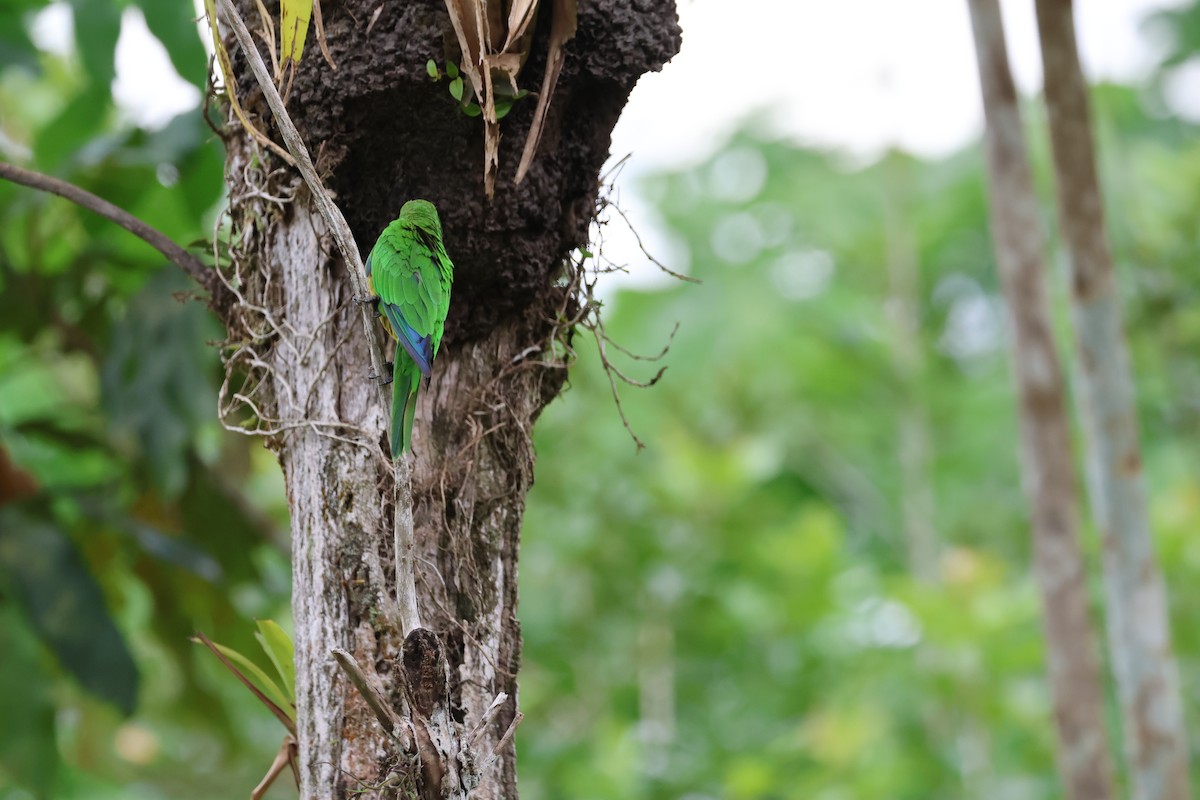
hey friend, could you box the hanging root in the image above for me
[542,152,694,449]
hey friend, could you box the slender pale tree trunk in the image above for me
[883,157,938,583]
[884,156,997,797]
[1034,3,1191,798]
[966,2,1115,798]
[218,1,681,797]
[883,159,963,793]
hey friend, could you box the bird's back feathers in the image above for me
[366,200,453,456]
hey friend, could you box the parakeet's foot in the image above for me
[370,361,395,386]
[355,294,383,318]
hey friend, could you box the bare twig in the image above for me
[606,202,699,283]
[251,735,299,800]
[604,320,678,362]
[0,161,233,311]
[467,692,508,747]
[330,647,414,751]
[312,0,338,70]
[484,711,522,768]
[251,0,280,82]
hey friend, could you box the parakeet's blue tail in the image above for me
[390,345,421,458]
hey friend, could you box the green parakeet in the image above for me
[364,200,454,458]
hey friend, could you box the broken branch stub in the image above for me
[332,629,518,799]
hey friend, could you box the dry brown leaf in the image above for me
[312,0,337,70]
[205,0,296,166]
[487,52,523,93]
[366,4,384,35]
[515,0,576,184]
[503,0,539,52]
[483,0,505,51]
[252,0,280,82]
[483,65,500,197]
[443,0,486,101]
[440,0,575,195]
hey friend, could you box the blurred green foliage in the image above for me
[517,85,1200,800]
[0,2,290,798]
[4,2,1200,799]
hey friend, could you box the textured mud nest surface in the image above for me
[237,0,682,343]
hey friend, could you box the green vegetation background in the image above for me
[3,2,1200,797]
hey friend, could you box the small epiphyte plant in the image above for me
[194,621,298,799]
[426,59,529,120]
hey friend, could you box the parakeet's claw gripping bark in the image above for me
[369,361,395,386]
[354,294,382,318]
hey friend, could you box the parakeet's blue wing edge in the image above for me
[381,302,434,376]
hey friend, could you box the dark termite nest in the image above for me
[231,0,682,346]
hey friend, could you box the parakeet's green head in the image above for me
[399,199,443,238]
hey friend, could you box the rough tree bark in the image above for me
[1035,3,1191,799]
[217,1,680,797]
[966,2,1115,798]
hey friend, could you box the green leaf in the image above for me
[0,506,139,715]
[0,5,39,74]
[34,85,113,170]
[101,270,220,497]
[255,619,295,701]
[462,102,481,118]
[180,460,274,584]
[495,99,513,120]
[201,638,295,721]
[426,59,440,80]
[136,0,208,88]
[446,60,459,79]
[70,0,122,90]
[448,76,463,101]
[280,0,313,64]
[0,604,59,794]
[124,521,223,582]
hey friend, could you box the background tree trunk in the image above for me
[967,1,1115,797]
[1035,3,1191,798]
[221,1,681,796]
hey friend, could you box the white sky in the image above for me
[28,0,1189,283]
[611,0,1183,167]
[602,0,1187,285]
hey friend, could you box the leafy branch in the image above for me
[0,161,234,313]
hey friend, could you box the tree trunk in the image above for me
[1035,3,1191,799]
[882,156,938,583]
[219,1,680,797]
[966,2,1116,798]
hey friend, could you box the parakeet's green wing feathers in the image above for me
[369,199,453,457]
[373,227,444,340]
